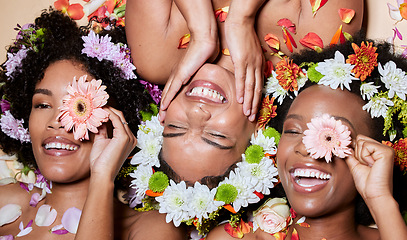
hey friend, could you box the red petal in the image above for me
[272,232,287,240]
[310,0,328,17]
[264,60,274,77]
[253,191,264,199]
[277,18,296,34]
[105,0,116,13]
[54,0,69,12]
[338,8,355,23]
[330,25,343,46]
[215,6,229,22]
[264,33,280,52]
[178,34,190,49]
[239,220,252,234]
[290,208,297,218]
[224,223,244,238]
[67,4,85,20]
[283,29,297,52]
[299,32,323,51]
[291,228,299,240]
[298,222,311,228]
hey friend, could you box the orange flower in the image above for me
[346,42,378,81]
[275,58,303,91]
[393,138,407,173]
[258,96,277,129]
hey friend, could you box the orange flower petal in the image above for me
[264,60,274,78]
[330,24,343,46]
[401,3,407,20]
[277,18,296,34]
[310,0,328,17]
[253,191,264,199]
[178,34,190,49]
[258,96,278,128]
[272,232,287,240]
[224,222,244,238]
[299,32,323,52]
[338,8,355,24]
[105,0,116,13]
[291,228,299,240]
[283,29,293,52]
[298,222,311,227]
[223,204,237,213]
[145,189,163,197]
[239,219,252,234]
[215,6,229,22]
[54,0,69,13]
[67,4,85,20]
[222,48,230,55]
[264,33,280,52]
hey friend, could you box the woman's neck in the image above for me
[290,206,362,240]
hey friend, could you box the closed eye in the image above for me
[209,132,226,138]
[34,103,51,109]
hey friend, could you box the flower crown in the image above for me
[264,41,407,173]
[127,115,281,235]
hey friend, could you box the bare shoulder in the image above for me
[114,203,186,240]
[0,182,37,207]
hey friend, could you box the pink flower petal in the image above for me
[388,3,403,21]
[0,234,14,240]
[61,207,82,234]
[35,204,57,226]
[16,220,33,237]
[0,204,22,226]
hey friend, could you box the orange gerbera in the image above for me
[57,75,109,141]
[346,42,378,81]
[258,96,277,129]
[275,58,303,91]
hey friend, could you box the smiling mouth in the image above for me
[44,142,78,151]
[186,86,226,103]
[291,168,331,188]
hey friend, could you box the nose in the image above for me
[294,136,310,157]
[47,110,64,130]
[187,104,211,125]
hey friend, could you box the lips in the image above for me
[290,167,331,193]
[186,80,227,103]
[42,136,80,156]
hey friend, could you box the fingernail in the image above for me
[245,109,250,116]
[238,97,244,103]
[249,114,256,122]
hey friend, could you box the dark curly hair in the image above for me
[0,9,153,168]
[268,34,407,225]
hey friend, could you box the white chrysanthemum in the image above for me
[265,71,289,105]
[142,116,163,135]
[250,129,277,154]
[378,61,407,100]
[362,96,394,118]
[187,182,224,222]
[129,165,153,198]
[156,180,190,227]
[360,82,380,100]
[5,47,28,77]
[316,51,359,91]
[238,158,278,195]
[220,169,260,212]
[131,133,162,167]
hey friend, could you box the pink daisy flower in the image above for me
[57,75,109,141]
[302,114,352,162]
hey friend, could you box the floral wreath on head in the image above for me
[126,113,281,236]
[264,41,407,173]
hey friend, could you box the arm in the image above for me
[345,135,407,240]
[75,107,137,239]
[225,0,266,121]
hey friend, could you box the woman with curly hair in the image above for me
[0,9,184,239]
[207,37,407,239]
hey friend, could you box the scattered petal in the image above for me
[54,0,69,13]
[16,220,33,237]
[35,204,57,227]
[178,34,190,49]
[272,231,287,240]
[222,48,230,56]
[264,61,274,78]
[330,25,343,46]
[388,3,403,21]
[393,27,403,40]
[299,32,323,52]
[291,228,299,240]
[224,220,252,238]
[338,8,355,23]
[61,207,82,234]
[67,4,85,20]
[0,235,14,240]
[277,18,296,34]
[400,3,407,19]
[215,6,229,22]
[310,0,328,17]
[0,204,22,226]
[264,33,280,52]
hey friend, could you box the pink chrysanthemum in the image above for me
[57,75,109,141]
[81,31,114,61]
[302,114,352,162]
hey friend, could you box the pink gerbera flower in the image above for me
[302,114,352,162]
[57,75,109,141]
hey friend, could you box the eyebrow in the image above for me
[162,132,233,150]
[33,88,52,96]
[285,114,356,133]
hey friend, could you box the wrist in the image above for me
[227,0,265,21]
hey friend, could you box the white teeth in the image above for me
[189,87,225,102]
[293,168,331,180]
[44,142,78,151]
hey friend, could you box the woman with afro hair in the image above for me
[0,9,184,239]
[207,36,407,239]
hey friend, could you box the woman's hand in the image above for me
[345,135,394,201]
[89,107,137,181]
[159,0,219,122]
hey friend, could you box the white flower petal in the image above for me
[35,204,57,227]
[0,204,22,226]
